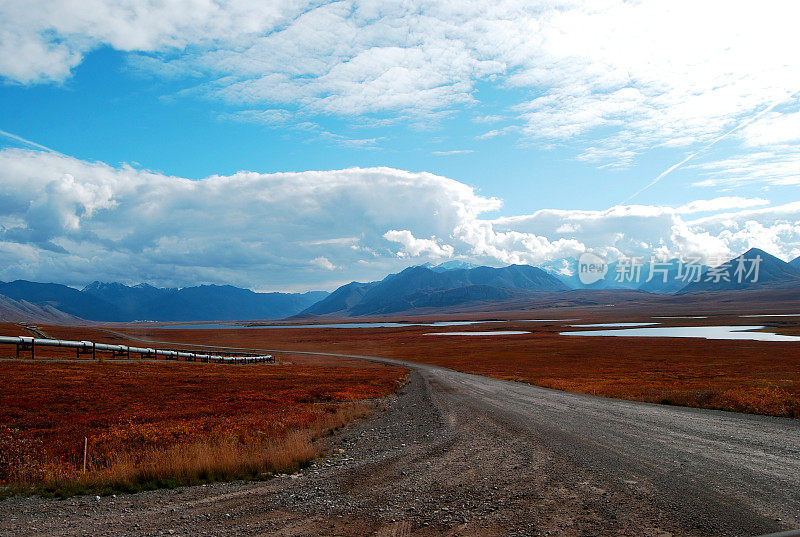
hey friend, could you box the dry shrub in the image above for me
[3,403,371,496]
[0,355,401,497]
[0,426,46,484]
[89,403,370,490]
[712,386,799,417]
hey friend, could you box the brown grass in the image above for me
[90,313,800,419]
[0,347,405,497]
[6,403,369,496]
[3,309,798,498]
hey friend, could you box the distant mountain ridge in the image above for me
[299,264,568,317]
[4,248,800,323]
[0,280,126,321]
[677,248,800,294]
[549,258,710,294]
[0,280,328,322]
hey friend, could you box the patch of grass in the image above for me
[96,317,800,418]
[3,403,371,498]
[0,355,405,497]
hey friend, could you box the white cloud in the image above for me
[675,197,770,214]
[690,149,800,188]
[1,148,799,289]
[473,115,504,124]
[476,129,508,140]
[221,109,294,125]
[4,0,799,178]
[431,150,473,156]
[0,0,311,83]
[310,256,338,271]
[383,230,454,258]
[0,148,495,288]
[741,110,800,147]
[576,146,637,169]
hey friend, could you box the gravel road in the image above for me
[1,353,798,537]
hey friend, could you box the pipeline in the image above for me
[0,335,273,364]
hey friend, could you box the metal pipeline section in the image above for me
[0,335,272,364]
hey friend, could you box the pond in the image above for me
[424,331,532,336]
[560,325,800,342]
[569,322,660,328]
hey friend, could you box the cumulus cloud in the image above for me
[0,148,496,288]
[0,0,311,84]
[383,230,454,258]
[1,148,799,289]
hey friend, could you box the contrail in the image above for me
[624,93,797,203]
[0,129,60,153]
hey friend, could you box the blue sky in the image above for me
[1,1,800,291]
[0,46,686,214]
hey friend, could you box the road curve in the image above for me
[304,350,800,536]
[1,350,798,536]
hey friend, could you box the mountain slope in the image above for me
[0,294,86,324]
[301,264,568,317]
[0,280,125,321]
[638,259,710,294]
[677,248,800,294]
[139,285,329,321]
[82,281,176,318]
[300,282,376,316]
[552,258,708,294]
[2,280,328,322]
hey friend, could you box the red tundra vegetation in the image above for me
[2,308,798,496]
[102,312,800,419]
[0,329,405,496]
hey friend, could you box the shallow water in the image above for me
[515,319,581,322]
[740,314,800,317]
[560,325,800,342]
[424,331,531,336]
[652,316,708,319]
[569,322,660,328]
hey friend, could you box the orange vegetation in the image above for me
[99,314,800,419]
[0,352,405,495]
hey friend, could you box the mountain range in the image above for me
[300,263,569,317]
[677,248,800,294]
[3,249,800,323]
[0,280,327,322]
[550,258,711,293]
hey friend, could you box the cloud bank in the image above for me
[1,148,798,290]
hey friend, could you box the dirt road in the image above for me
[1,353,798,536]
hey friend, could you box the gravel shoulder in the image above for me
[1,355,798,537]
